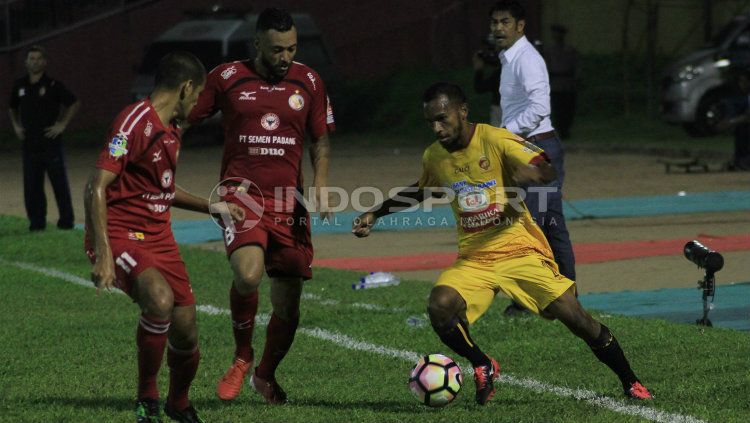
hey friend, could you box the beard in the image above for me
[438,122,466,151]
[261,55,289,82]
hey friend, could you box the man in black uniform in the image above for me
[473,34,502,127]
[717,66,750,171]
[543,24,578,139]
[9,45,80,231]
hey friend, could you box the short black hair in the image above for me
[422,82,467,105]
[27,45,47,58]
[154,51,206,90]
[490,0,526,21]
[256,7,295,33]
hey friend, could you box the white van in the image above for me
[130,12,338,103]
[660,14,750,136]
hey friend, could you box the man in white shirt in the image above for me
[491,0,576,315]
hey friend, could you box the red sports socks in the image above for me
[230,286,259,362]
[136,314,170,400]
[166,343,200,411]
[255,312,299,379]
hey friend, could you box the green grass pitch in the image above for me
[0,215,747,422]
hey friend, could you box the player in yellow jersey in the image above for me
[352,83,652,404]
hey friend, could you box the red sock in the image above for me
[136,314,170,400]
[230,286,258,362]
[167,344,200,411]
[255,313,299,380]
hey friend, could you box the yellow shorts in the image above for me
[434,253,575,324]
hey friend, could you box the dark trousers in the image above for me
[734,123,750,170]
[522,135,576,281]
[551,91,576,139]
[22,141,74,230]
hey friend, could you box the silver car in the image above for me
[661,14,750,136]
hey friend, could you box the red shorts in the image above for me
[86,234,195,307]
[223,199,313,280]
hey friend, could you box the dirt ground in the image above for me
[1,144,748,293]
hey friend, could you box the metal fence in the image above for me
[1,0,153,51]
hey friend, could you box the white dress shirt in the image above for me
[499,35,554,137]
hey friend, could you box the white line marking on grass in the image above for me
[499,375,707,423]
[1,259,709,423]
[195,305,229,316]
[351,302,409,312]
[302,292,408,313]
[2,259,112,291]
[299,327,420,362]
[296,330,707,423]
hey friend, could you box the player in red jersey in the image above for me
[84,52,244,423]
[188,7,334,404]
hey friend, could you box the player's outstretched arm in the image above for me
[352,181,426,238]
[173,185,211,214]
[513,160,557,186]
[173,185,245,223]
[84,169,118,292]
[310,134,332,220]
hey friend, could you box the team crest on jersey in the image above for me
[109,133,129,158]
[144,121,153,137]
[478,156,490,171]
[161,169,173,188]
[261,113,280,131]
[457,189,490,212]
[221,66,237,80]
[288,92,304,111]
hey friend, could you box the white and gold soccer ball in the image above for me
[408,354,463,407]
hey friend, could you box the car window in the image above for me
[228,40,250,62]
[732,28,750,49]
[295,38,331,67]
[712,19,744,46]
[247,37,331,68]
[139,41,224,73]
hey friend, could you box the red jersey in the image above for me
[94,100,181,242]
[188,60,334,206]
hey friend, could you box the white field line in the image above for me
[0,259,709,423]
[301,292,409,313]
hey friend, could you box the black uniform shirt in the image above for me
[9,72,77,142]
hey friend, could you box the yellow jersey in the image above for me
[418,123,554,263]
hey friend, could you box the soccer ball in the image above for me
[408,354,463,407]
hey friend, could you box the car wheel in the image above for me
[689,90,730,137]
